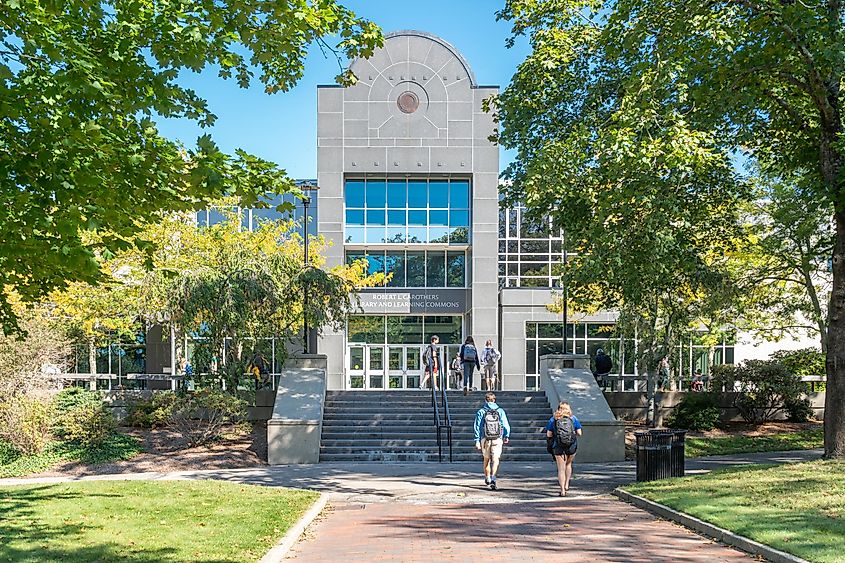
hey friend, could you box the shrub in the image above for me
[0,395,54,455]
[54,387,103,417]
[769,348,825,378]
[666,393,722,431]
[54,387,115,447]
[785,397,814,422]
[169,389,246,447]
[712,360,809,423]
[126,392,178,428]
[60,402,116,447]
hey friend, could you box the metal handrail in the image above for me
[438,369,453,463]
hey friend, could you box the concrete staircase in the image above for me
[320,390,553,462]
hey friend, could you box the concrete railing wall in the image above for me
[605,391,826,425]
[267,355,328,465]
[540,354,626,462]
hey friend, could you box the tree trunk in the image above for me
[88,337,96,376]
[825,210,845,457]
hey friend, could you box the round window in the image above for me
[397,91,420,114]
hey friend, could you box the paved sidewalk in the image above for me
[1,449,822,504]
[286,497,752,562]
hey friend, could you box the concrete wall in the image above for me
[267,355,328,464]
[316,30,499,390]
[499,289,617,391]
[540,354,625,462]
[605,391,826,425]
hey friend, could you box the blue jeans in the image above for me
[462,361,476,389]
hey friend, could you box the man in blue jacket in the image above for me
[474,392,511,490]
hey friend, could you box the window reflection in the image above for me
[344,179,471,244]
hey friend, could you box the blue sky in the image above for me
[154,1,530,178]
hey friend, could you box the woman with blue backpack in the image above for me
[546,401,582,496]
[459,336,480,396]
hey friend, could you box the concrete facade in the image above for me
[499,288,619,390]
[267,355,328,464]
[540,354,626,462]
[316,31,499,390]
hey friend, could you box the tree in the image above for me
[0,0,381,334]
[738,179,833,350]
[494,0,845,457]
[135,207,383,389]
[0,295,68,400]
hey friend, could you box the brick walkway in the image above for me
[286,496,751,562]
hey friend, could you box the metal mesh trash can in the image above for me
[635,429,686,482]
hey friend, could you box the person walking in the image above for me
[481,340,502,391]
[459,336,480,396]
[450,352,462,390]
[545,401,582,496]
[474,392,511,490]
[421,335,441,391]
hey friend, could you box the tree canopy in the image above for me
[494,0,844,456]
[0,0,381,334]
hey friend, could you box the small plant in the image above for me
[0,395,54,455]
[169,389,246,447]
[665,392,722,431]
[126,392,178,429]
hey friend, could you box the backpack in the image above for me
[555,416,576,449]
[484,347,501,366]
[483,407,502,439]
[462,344,477,362]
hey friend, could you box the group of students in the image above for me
[473,392,582,497]
[422,335,502,395]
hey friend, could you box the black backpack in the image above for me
[555,416,576,449]
[483,407,502,439]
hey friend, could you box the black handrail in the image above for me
[438,368,453,462]
[431,372,442,461]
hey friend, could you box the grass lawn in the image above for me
[0,434,143,478]
[624,460,845,563]
[0,480,319,562]
[685,429,823,458]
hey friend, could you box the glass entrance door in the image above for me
[368,346,385,389]
[347,344,425,389]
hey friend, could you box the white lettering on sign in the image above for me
[358,290,467,313]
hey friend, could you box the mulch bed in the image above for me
[31,422,268,478]
[623,420,823,459]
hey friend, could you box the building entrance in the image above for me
[346,344,462,390]
[347,344,429,389]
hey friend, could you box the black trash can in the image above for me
[635,429,686,482]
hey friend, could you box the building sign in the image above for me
[358,289,469,314]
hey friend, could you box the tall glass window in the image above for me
[349,315,462,345]
[345,178,471,244]
[407,251,426,287]
[426,252,446,287]
[345,250,466,288]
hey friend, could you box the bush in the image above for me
[769,348,825,378]
[169,389,246,447]
[54,387,103,417]
[126,392,178,428]
[60,402,116,447]
[785,397,814,422]
[712,360,809,423]
[54,387,115,447]
[0,395,54,455]
[666,393,722,431]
